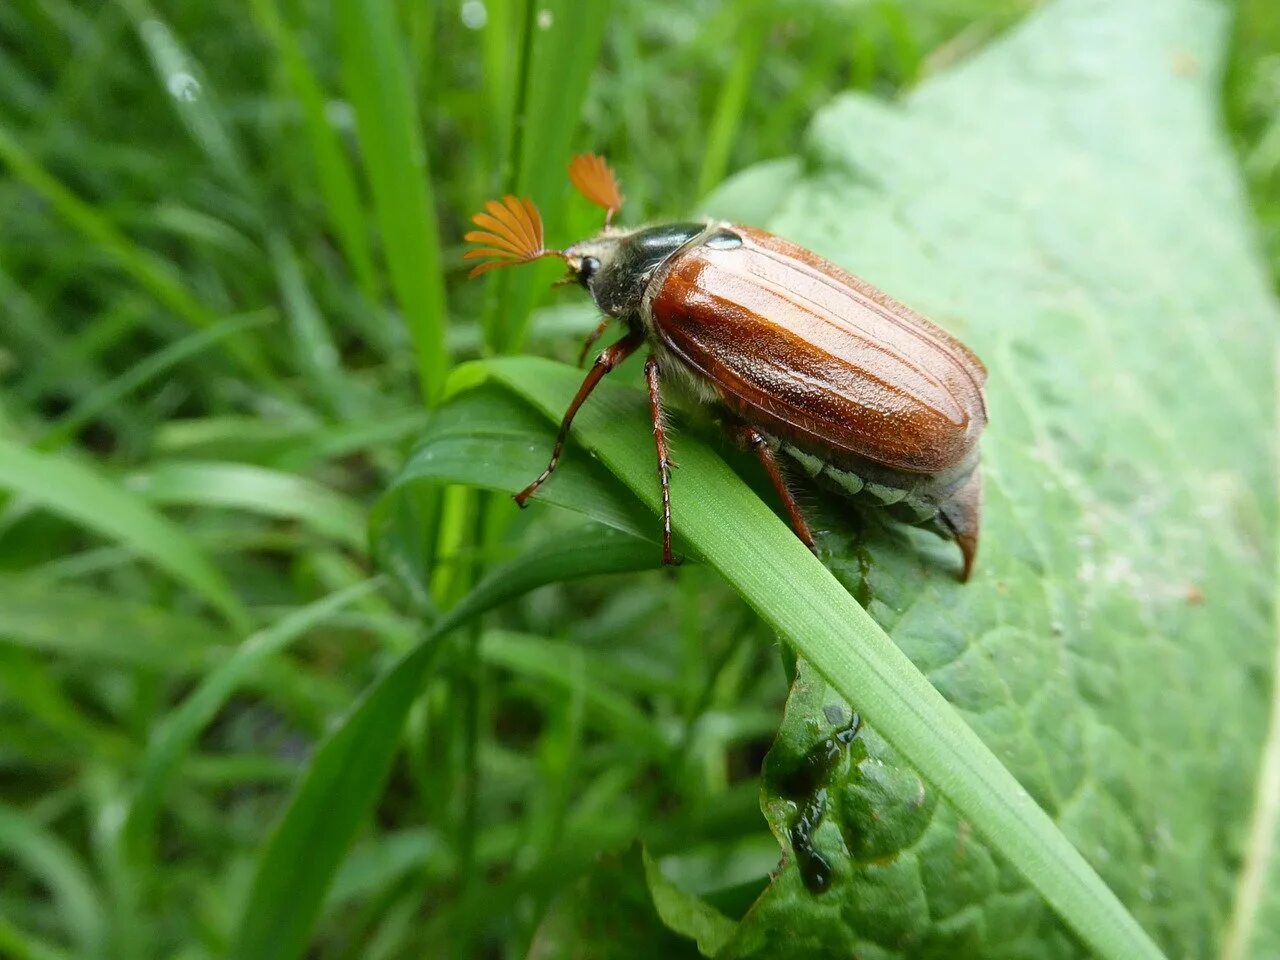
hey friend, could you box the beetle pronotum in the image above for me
[465,154,988,580]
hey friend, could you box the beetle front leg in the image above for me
[576,317,612,367]
[644,354,680,566]
[515,328,645,507]
[738,426,817,553]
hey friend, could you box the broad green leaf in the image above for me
[1221,351,1280,960]
[528,845,704,960]
[697,157,801,226]
[445,0,1275,956]
[722,660,942,958]
[721,0,1278,954]
[454,342,1165,959]
[643,848,737,958]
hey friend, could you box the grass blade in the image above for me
[123,580,382,858]
[0,125,257,372]
[233,528,661,960]
[376,382,654,543]
[696,5,767,198]
[481,0,610,353]
[248,0,383,307]
[122,2,253,195]
[480,631,669,755]
[0,917,73,960]
[127,460,366,551]
[335,0,448,407]
[36,313,272,452]
[0,803,104,956]
[0,576,226,672]
[268,226,357,421]
[0,438,250,632]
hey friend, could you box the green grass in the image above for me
[0,1,1277,959]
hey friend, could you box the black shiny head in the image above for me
[565,222,708,317]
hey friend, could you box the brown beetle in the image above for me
[465,154,987,579]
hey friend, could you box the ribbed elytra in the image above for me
[465,154,988,580]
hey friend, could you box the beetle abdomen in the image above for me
[779,435,983,578]
[646,226,987,476]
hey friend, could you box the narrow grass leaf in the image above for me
[268,233,355,418]
[0,803,105,956]
[335,0,448,406]
[247,0,383,306]
[0,576,226,673]
[124,579,382,858]
[126,460,366,551]
[119,0,254,196]
[480,630,670,755]
[482,0,609,353]
[696,5,767,198]
[376,383,653,545]
[0,125,257,371]
[233,527,661,960]
[0,438,250,631]
[0,918,73,960]
[37,313,272,452]
[0,575,330,720]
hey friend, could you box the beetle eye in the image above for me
[578,256,601,286]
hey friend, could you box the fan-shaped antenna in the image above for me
[463,196,565,278]
[568,153,623,226]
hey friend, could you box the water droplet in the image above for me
[536,8,553,29]
[460,0,487,29]
[325,100,356,132]
[167,72,200,102]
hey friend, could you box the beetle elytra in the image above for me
[464,155,987,580]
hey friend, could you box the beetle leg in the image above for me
[515,328,645,508]
[738,426,817,553]
[577,317,612,368]
[644,354,680,565]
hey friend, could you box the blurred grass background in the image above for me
[0,0,1275,957]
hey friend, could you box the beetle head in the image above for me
[560,232,624,291]
[465,155,705,319]
[565,223,708,317]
